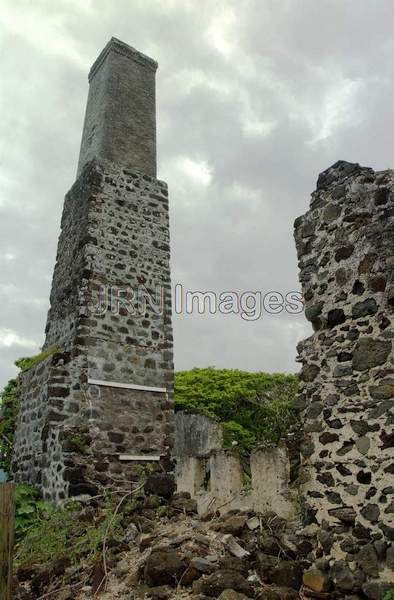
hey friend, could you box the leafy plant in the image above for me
[15,484,48,538]
[15,495,123,568]
[175,368,299,452]
[383,590,394,600]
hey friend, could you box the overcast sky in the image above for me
[1,0,394,388]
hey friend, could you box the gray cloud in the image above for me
[1,0,394,387]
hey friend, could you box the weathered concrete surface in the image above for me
[251,446,293,517]
[174,412,223,456]
[176,447,295,517]
[175,412,296,517]
[295,160,394,584]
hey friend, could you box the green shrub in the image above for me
[15,484,48,538]
[15,494,122,567]
[383,591,394,600]
[175,368,299,452]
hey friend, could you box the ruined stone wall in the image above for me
[295,161,394,588]
[13,352,88,501]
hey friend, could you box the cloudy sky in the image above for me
[1,0,394,388]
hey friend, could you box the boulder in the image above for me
[255,586,299,599]
[255,554,302,590]
[143,549,186,586]
[303,568,330,593]
[193,570,253,597]
[211,516,247,535]
[171,495,198,514]
[330,561,355,592]
[362,580,394,600]
[270,560,303,590]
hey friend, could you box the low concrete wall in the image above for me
[174,413,296,518]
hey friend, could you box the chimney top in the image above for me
[89,37,158,82]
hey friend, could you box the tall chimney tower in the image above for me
[12,39,174,502]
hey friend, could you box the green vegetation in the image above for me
[15,492,123,568]
[0,347,59,475]
[174,368,299,452]
[0,378,19,474]
[15,484,48,538]
[14,346,59,372]
[60,427,92,455]
[384,591,394,600]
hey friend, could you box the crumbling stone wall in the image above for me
[295,161,394,588]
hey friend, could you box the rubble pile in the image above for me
[13,473,393,599]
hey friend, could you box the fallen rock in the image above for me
[255,586,299,600]
[143,549,186,586]
[258,535,283,557]
[362,580,394,600]
[191,557,217,574]
[247,516,260,530]
[218,590,252,600]
[303,568,330,593]
[222,534,250,559]
[146,585,172,599]
[193,570,253,597]
[255,552,277,581]
[270,560,303,591]
[124,522,139,543]
[219,556,249,577]
[171,495,198,514]
[330,560,355,592]
[356,543,379,577]
[211,516,248,535]
[328,506,356,525]
[139,533,157,549]
[115,558,129,578]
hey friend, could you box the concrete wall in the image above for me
[174,412,296,518]
[295,160,394,583]
[174,412,223,456]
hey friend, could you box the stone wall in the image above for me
[295,161,394,589]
